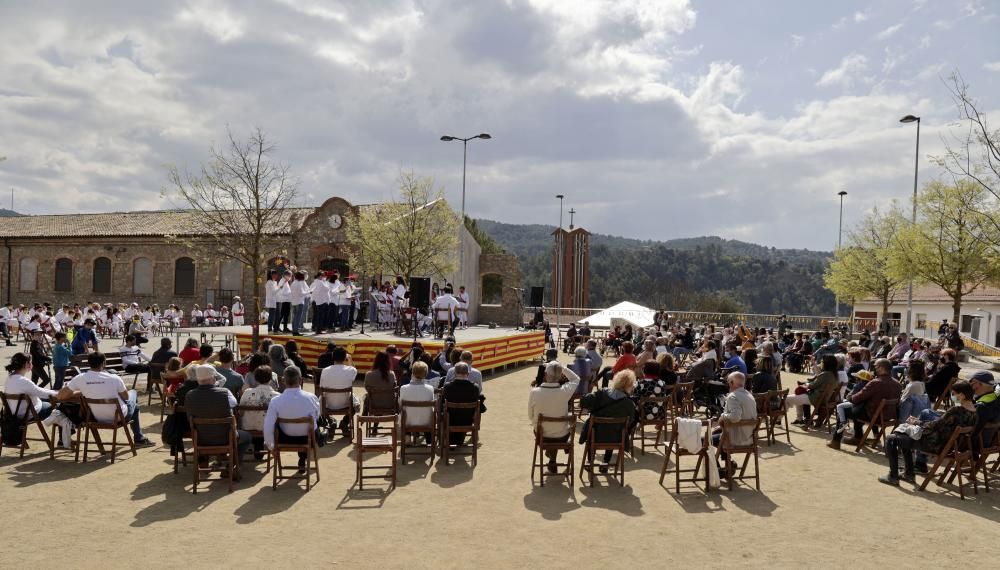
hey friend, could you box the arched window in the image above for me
[174,257,196,296]
[54,258,73,292]
[93,257,112,294]
[219,259,242,293]
[18,258,37,291]
[482,274,503,305]
[133,257,154,295]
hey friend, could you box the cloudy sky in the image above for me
[1,0,997,250]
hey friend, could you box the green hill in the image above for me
[474,219,837,315]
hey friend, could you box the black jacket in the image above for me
[926,361,960,403]
[183,385,235,446]
[442,378,482,427]
[30,340,51,367]
[580,389,637,444]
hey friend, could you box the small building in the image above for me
[852,284,1000,346]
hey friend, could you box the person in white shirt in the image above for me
[338,276,354,332]
[265,270,281,332]
[119,334,151,379]
[456,286,470,329]
[327,273,343,331]
[399,361,436,444]
[393,276,407,308]
[4,352,58,420]
[529,361,580,473]
[231,296,245,326]
[289,270,312,336]
[191,305,204,326]
[276,270,293,333]
[263,366,320,471]
[431,287,460,337]
[444,351,484,391]
[57,352,154,446]
[0,303,14,346]
[318,347,360,438]
[204,304,217,326]
[310,273,330,334]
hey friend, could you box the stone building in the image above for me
[0,196,517,325]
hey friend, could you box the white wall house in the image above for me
[853,284,1000,347]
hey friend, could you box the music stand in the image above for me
[353,293,374,337]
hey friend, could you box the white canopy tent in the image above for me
[576,301,656,330]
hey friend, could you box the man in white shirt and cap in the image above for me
[529,361,580,473]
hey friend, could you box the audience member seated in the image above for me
[580,369,638,472]
[318,347,360,438]
[828,358,902,449]
[442,362,485,446]
[656,352,678,386]
[926,348,960,404]
[585,340,603,377]
[786,354,838,425]
[4,352,58,421]
[185,344,225,384]
[750,355,778,393]
[970,370,1000,450]
[185,364,251,481]
[216,348,244,397]
[528,361,580,473]
[364,351,397,413]
[611,342,637,375]
[268,344,293,380]
[898,364,931,422]
[119,335,150,381]
[263,366,320,473]
[57,352,154,447]
[399,361,437,444]
[284,340,309,378]
[569,346,592,395]
[685,340,718,383]
[162,357,187,394]
[723,342,747,375]
[239,366,279,458]
[713,371,757,476]
[316,342,337,370]
[879,380,977,486]
[444,351,483,391]
[150,338,177,381]
[634,361,668,421]
[178,338,201,365]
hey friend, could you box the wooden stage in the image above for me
[172,325,546,374]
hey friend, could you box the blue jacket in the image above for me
[71,327,98,355]
[53,343,72,367]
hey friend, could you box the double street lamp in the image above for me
[835,190,847,323]
[439,133,491,222]
[555,194,565,342]
[900,114,921,336]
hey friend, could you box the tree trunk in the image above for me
[251,268,261,352]
[952,296,961,326]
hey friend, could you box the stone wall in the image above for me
[477,252,522,325]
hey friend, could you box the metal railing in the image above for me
[522,306,846,332]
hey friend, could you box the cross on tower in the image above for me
[568,208,576,229]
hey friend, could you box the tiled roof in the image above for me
[863,284,1000,303]
[0,208,317,238]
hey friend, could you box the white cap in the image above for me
[195,365,216,381]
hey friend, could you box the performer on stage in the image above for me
[393,276,407,307]
[338,275,354,332]
[368,278,379,327]
[231,296,245,326]
[431,286,459,338]
[456,285,470,330]
[311,272,330,333]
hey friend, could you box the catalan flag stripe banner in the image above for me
[235,331,547,374]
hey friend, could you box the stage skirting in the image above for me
[235,330,546,374]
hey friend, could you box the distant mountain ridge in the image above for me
[0,209,23,217]
[474,218,838,315]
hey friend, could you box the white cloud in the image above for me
[816,54,869,88]
[854,11,868,22]
[882,47,905,74]
[177,2,245,43]
[985,61,1000,72]
[791,34,804,47]
[875,23,904,40]
[919,34,931,48]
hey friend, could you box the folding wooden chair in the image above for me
[363,386,398,437]
[441,401,481,466]
[272,417,320,491]
[190,416,238,494]
[169,401,191,473]
[146,362,165,407]
[355,414,397,489]
[632,396,670,455]
[531,414,575,486]
[805,384,838,433]
[235,404,271,473]
[400,400,436,464]
[767,389,791,445]
[974,422,999,493]
[580,416,629,487]
[854,398,899,453]
[932,377,959,411]
[717,417,762,491]
[675,381,696,416]
[317,386,355,439]
[0,393,55,459]
[660,418,711,493]
[918,425,978,499]
[76,396,137,463]
[753,393,770,444]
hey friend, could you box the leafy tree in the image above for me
[167,127,297,350]
[824,206,905,320]
[347,172,460,280]
[464,217,506,254]
[888,180,1000,322]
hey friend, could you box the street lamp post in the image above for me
[836,190,847,324]
[440,133,491,302]
[555,194,565,345]
[900,114,920,336]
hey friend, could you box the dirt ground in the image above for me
[1,337,997,569]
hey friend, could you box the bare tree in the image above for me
[167,127,297,349]
[347,172,460,281]
[937,71,1000,235]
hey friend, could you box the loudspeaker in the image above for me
[409,277,431,310]
[529,286,544,307]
